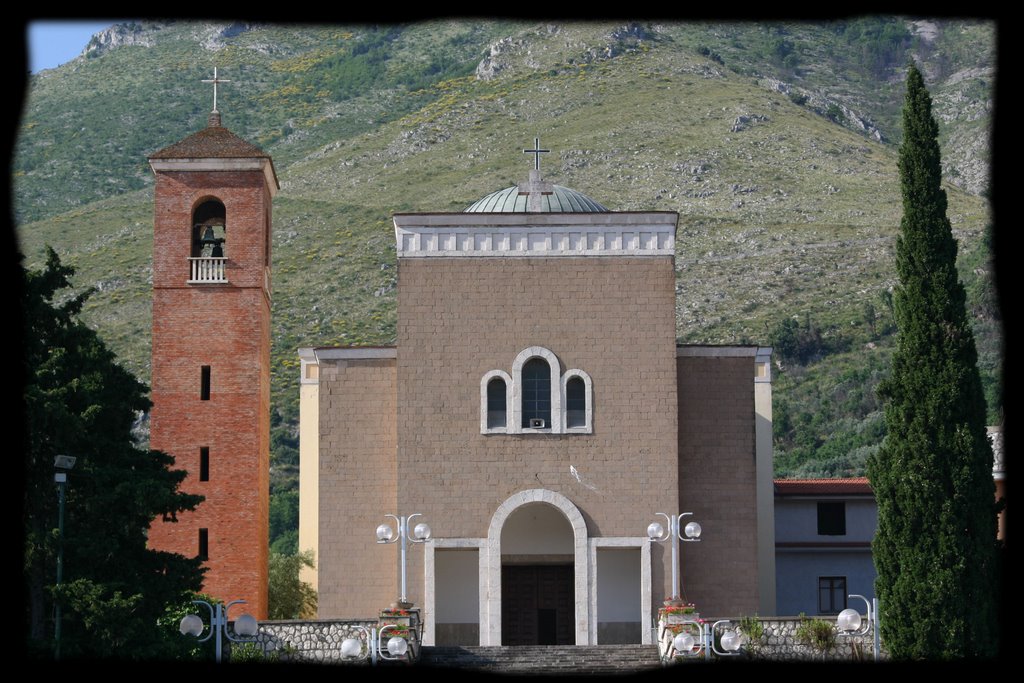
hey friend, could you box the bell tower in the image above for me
[147,71,277,618]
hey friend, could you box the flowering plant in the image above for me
[660,603,697,615]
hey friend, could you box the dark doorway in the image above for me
[502,565,573,645]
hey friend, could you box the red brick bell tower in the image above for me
[147,79,277,618]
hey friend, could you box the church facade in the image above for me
[299,165,777,645]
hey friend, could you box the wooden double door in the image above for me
[501,564,574,645]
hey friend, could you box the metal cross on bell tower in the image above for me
[201,67,232,113]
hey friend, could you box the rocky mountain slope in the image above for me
[14,20,998,548]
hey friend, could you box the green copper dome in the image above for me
[465,185,608,213]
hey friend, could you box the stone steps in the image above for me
[420,644,662,675]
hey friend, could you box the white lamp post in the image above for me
[376,513,431,606]
[836,594,880,662]
[340,626,379,665]
[669,619,745,661]
[379,624,410,659]
[647,512,701,602]
[709,619,744,658]
[179,599,259,662]
[339,624,411,665]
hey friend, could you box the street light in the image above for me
[672,627,699,656]
[341,625,379,665]
[379,624,410,659]
[836,594,880,662]
[709,619,743,658]
[376,513,431,606]
[53,454,77,660]
[179,599,259,662]
[669,619,744,661]
[647,512,701,602]
[339,624,411,665]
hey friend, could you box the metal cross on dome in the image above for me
[523,137,550,172]
[202,67,231,113]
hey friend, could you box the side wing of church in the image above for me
[299,165,776,645]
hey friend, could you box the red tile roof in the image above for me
[150,118,270,160]
[774,477,872,496]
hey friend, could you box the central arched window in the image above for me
[522,358,552,429]
[482,347,591,435]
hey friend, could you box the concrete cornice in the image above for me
[149,158,279,196]
[394,212,676,258]
[676,345,772,357]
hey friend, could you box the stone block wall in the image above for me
[677,354,760,616]
[395,256,680,606]
[317,356,398,617]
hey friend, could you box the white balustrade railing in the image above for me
[188,257,227,283]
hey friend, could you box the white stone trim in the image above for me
[511,346,562,434]
[394,213,676,258]
[423,538,486,646]
[298,347,319,385]
[755,347,773,383]
[561,369,593,433]
[149,158,279,195]
[483,489,591,645]
[755,355,777,616]
[312,347,397,360]
[587,537,653,645]
[676,345,764,357]
[480,370,513,434]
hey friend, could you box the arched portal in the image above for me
[482,489,590,645]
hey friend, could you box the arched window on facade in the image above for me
[480,370,512,434]
[522,357,552,429]
[565,377,585,428]
[487,377,507,429]
[562,369,593,433]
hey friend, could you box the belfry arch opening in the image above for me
[192,199,227,258]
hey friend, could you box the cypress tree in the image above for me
[867,64,999,659]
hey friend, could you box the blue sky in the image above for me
[27,21,118,73]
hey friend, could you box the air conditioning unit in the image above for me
[529,418,546,429]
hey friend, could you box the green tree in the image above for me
[268,550,318,620]
[23,248,206,659]
[866,65,999,659]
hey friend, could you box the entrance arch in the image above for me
[482,489,590,645]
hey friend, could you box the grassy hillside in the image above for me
[14,19,998,552]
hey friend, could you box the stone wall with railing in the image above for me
[250,610,421,664]
[658,613,886,663]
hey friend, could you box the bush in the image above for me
[795,617,836,654]
[738,615,765,656]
